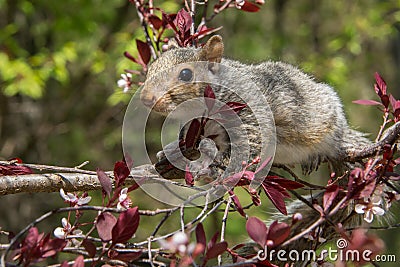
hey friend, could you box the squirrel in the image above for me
[139,35,372,264]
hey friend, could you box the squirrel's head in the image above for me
[140,35,224,116]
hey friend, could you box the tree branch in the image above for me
[345,121,400,162]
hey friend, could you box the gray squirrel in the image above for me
[139,35,373,264]
[140,35,371,174]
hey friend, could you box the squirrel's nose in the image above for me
[140,92,157,108]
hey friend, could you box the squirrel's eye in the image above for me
[178,68,193,82]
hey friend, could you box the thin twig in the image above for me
[133,0,157,60]
[218,197,231,265]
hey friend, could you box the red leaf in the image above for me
[323,184,340,212]
[60,261,69,267]
[374,72,387,97]
[240,1,260,12]
[216,102,247,117]
[96,168,112,198]
[41,238,67,258]
[114,161,130,187]
[195,223,207,250]
[267,221,290,246]
[124,154,134,169]
[255,157,272,174]
[148,15,163,30]
[96,212,117,242]
[381,95,390,108]
[112,207,140,244]
[0,163,33,176]
[266,176,304,190]
[109,250,142,262]
[204,85,216,111]
[205,241,228,259]
[262,182,288,215]
[82,239,96,258]
[72,255,85,267]
[229,190,245,217]
[226,102,247,113]
[173,8,192,35]
[25,227,40,248]
[185,119,200,149]
[128,181,140,192]
[124,51,137,63]
[352,99,383,106]
[185,165,194,186]
[162,13,178,33]
[136,39,151,66]
[246,217,267,247]
[207,231,219,251]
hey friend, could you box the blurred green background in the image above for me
[1,0,400,266]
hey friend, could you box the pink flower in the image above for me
[54,218,82,243]
[117,73,133,93]
[117,188,132,210]
[355,196,385,223]
[59,188,91,206]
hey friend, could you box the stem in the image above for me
[218,197,231,265]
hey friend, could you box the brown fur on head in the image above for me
[140,36,224,115]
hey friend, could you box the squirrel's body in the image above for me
[140,35,373,265]
[141,36,371,174]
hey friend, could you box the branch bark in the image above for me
[345,121,400,162]
[0,164,157,195]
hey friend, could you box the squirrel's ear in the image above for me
[167,38,180,50]
[200,35,224,63]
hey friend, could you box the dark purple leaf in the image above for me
[262,182,287,215]
[112,207,140,244]
[162,13,178,33]
[123,51,137,63]
[207,232,219,251]
[352,99,383,106]
[25,227,39,249]
[204,85,216,111]
[114,160,130,188]
[185,165,194,186]
[381,95,390,108]
[205,241,228,259]
[266,176,304,190]
[109,250,142,262]
[323,184,340,212]
[136,39,151,66]
[96,212,117,242]
[72,255,84,267]
[0,158,33,176]
[226,102,247,113]
[173,8,192,35]
[96,168,112,198]
[374,72,387,97]
[240,1,260,12]
[41,238,67,258]
[185,119,200,149]
[148,15,163,30]
[82,239,96,258]
[255,157,272,174]
[195,223,207,249]
[267,221,290,246]
[229,190,245,217]
[246,217,267,247]
[124,154,134,169]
